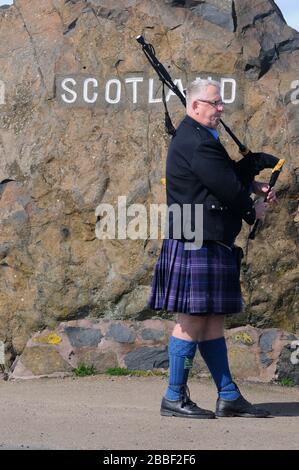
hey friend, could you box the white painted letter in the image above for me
[105,79,121,104]
[166,79,184,102]
[221,78,236,104]
[290,80,299,105]
[0,80,5,105]
[149,78,162,104]
[83,78,98,104]
[61,78,77,104]
[125,77,143,104]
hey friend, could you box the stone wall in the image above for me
[7,320,299,386]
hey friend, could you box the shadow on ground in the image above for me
[257,402,299,417]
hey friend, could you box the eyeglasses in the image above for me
[196,99,224,108]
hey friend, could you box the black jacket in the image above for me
[166,115,257,245]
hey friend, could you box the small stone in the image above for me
[259,330,278,353]
[65,327,103,348]
[106,323,136,343]
[141,328,165,341]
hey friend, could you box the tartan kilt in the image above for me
[147,239,243,315]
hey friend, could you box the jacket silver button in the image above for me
[212,205,215,209]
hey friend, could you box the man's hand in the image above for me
[252,181,277,203]
[254,199,268,220]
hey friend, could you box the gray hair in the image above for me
[186,78,221,109]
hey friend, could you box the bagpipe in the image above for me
[136,35,285,240]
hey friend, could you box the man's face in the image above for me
[192,85,224,128]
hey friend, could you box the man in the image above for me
[148,79,277,419]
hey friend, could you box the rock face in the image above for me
[0,0,298,362]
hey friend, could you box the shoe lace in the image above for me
[180,385,197,409]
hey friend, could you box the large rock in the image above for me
[17,345,73,376]
[124,346,169,370]
[76,349,118,373]
[0,0,298,359]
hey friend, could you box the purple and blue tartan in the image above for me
[148,239,243,315]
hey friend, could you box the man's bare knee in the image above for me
[172,313,208,341]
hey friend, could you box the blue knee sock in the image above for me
[165,336,197,401]
[198,337,240,400]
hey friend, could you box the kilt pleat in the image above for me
[148,239,243,315]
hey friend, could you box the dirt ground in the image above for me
[0,375,298,450]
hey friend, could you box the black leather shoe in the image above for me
[160,385,215,419]
[216,394,270,418]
